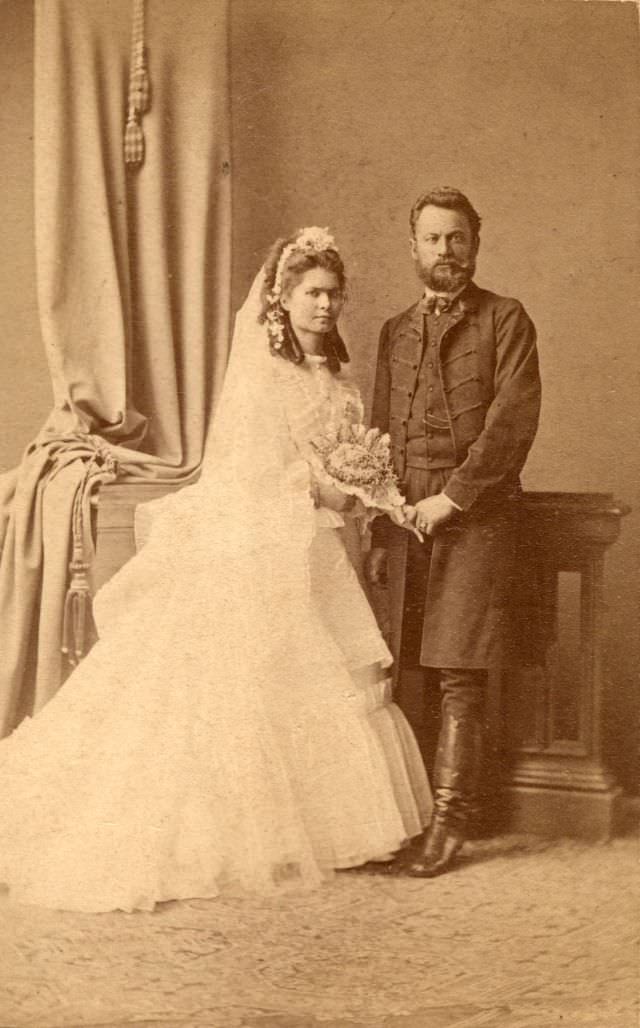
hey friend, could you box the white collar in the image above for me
[423,284,466,303]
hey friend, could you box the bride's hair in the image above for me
[259,235,349,374]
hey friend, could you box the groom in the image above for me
[366,187,541,876]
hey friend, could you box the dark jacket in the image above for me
[370,281,541,513]
[369,281,542,670]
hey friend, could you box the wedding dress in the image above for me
[0,272,431,912]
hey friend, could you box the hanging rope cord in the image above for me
[61,441,119,665]
[62,0,151,663]
[124,0,150,167]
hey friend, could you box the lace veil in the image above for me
[93,269,315,634]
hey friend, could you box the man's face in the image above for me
[410,205,478,293]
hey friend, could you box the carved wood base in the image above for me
[500,492,630,840]
[504,783,623,841]
[509,754,619,795]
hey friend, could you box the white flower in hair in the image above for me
[295,226,337,253]
[265,307,284,348]
[265,226,339,349]
[268,226,339,305]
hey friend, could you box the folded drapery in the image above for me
[0,0,231,736]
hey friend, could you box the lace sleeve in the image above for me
[273,361,364,528]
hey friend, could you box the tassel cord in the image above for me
[61,442,119,665]
[124,0,150,167]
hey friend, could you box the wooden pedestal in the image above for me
[92,482,186,592]
[501,491,630,840]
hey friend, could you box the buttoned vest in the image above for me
[386,293,487,480]
[406,312,457,469]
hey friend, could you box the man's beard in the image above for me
[417,257,475,293]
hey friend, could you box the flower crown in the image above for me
[266,226,339,349]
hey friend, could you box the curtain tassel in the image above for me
[61,444,119,665]
[61,553,92,666]
[124,110,145,166]
[124,0,150,168]
[131,51,150,112]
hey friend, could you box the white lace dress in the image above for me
[0,354,431,912]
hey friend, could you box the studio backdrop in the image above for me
[0,0,231,735]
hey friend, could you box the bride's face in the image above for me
[280,267,344,349]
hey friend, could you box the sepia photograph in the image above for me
[0,1,638,1026]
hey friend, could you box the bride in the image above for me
[0,228,431,912]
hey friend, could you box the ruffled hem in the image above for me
[0,664,430,913]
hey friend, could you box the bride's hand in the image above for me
[313,480,355,513]
[399,504,424,542]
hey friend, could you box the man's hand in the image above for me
[365,547,388,586]
[414,493,459,536]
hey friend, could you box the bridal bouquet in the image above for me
[309,413,419,536]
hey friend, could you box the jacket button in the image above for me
[427,385,433,392]
[427,361,433,369]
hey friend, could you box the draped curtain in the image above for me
[0,0,231,735]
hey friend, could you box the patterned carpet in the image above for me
[1,833,638,1028]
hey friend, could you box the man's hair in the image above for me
[410,187,482,241]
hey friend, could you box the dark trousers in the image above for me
[399,545,488,778]
[400,538,484,723]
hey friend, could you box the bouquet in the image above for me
[309,412,420,537]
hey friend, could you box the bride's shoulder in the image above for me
[333,371,364,423]
[269,356,310,413]
[335,366,361,397]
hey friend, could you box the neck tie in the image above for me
[424,294,454,316]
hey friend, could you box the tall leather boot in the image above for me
[407,669,486,878]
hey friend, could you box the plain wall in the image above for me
[230,0,640,790]
[0,0,51,471]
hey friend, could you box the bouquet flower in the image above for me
[309,412,420,536]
